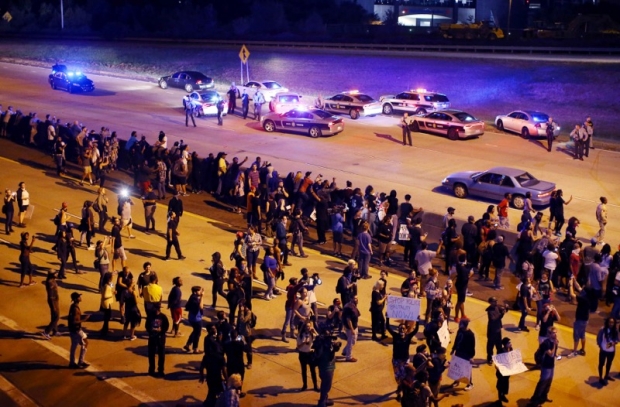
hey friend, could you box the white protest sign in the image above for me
[386,296,421,321]
[438,320,451,349]
[398,224,410,241]
[492,349,528,376]
[447,355,472,381]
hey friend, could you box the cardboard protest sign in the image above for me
[438,320,451,349]
[493,350,528,376]
[447,355,472,381]
[386,296,421,321]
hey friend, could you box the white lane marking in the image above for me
[0,375,39,407]
[0,315,163,407]
[485,144,498,147]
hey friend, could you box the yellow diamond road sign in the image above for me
[239,45,250,64]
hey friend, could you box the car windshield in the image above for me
[356,94,375,103]
[424,94,449,102]
[514,172,538,186]
[311,109,333,119]
[199,92,218,102]
[279,95,299,103]
[453,112,477,122]
[531,113,549,123]
[263,82,283,89]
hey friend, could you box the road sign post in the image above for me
[239,44,250,84]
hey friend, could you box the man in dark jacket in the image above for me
[486,296,506,364]
[462,215,479,266]
[451,318,476,391]
[167,191,184,224]
[146,303,170,377]
[492,235,512,290]
[200,325,227,407]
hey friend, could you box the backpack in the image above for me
[534,342,547,365]
[249,312,257,328]
[53,212,61,226]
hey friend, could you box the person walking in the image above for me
[401,113,412,146]
[209,252,227,307]
[3,188,16,235]
[146,303,169,378]
[99,272,115,337]
[498,193,511,230]
[529,326,559,407]
[164,211,185,261]
[553,189,572,236]
[168,277,183,337]
[595,196,608,244]
[41,271,60,339]
[16,181,29,227]
[183,286,204,354]
[253,90,265,121]
[68,292,90,368]
[18,231,36,287]
[167,191,184,224]
[496,337,513,404]
[236,302,255,369]
[545,116,556,152]
[122,280,141,341]
[224,328,248,397]
[454,254,473,322]
[314,331,338,407]
[596,317,618,385]
[492,235,512,290]
[78,200,96,250]
[95,187,109,233]
[486,296,506,365]
[184,95,196,127]
[199,325,227,407]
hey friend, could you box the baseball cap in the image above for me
[590,238,597,245]
[70,292,82,301]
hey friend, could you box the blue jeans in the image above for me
[265,276,275,298]
[358,252,371,277]
[531,367,554,403]
[281,307,294,336]
[611,297,620,320]
[518,302,528,329]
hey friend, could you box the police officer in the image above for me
[146,303,169,377]
[583,116,594,156]
[216,98,225,126]
[545,117,556,153]
[570,124,586,160]
[253,90,265,121]
[184,95,196,128]
[402,113,412,146]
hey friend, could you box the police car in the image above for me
[410,110,484,140]
[261,107,344,138]
[319,91,382,120]
[379,89,450,115]
[48,66,95,93]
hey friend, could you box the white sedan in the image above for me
[238,80,288,102]
[187,90,227,116]
[269,92,304,113]
[495,110,560,138]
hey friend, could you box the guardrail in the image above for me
[3,33,620,57]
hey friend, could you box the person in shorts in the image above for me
[110,217,127,271]
[68,292,90,368]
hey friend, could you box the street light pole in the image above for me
[507,0,512,36]
[60,0,64,30]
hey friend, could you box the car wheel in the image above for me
[309,126,321,138]
[453,183,468,199]
[512,194,525,210]
[50,81,56,90]
[411,121,420,132]
[415,108,427,115]
[496,120,504,132]
[521,127,530,139]
[184,84,194,93]
[448,128,459,140]
[382,104,393,115]
[263,120,276,133]
[159,80,168,89]
[349,109,359,120]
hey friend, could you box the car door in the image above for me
[422,112,441,132]
[503,112,519,132]
[394,92,410,110]
[57,73,69,90]
[169,73,181,89]
[280,110,298,130]
[295,111,313,132]
[325,95,343,113]
[471,172,502,199]
[340,96,354,113]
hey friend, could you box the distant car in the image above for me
[379,89,451,115]
[238,81,288,102]
[48,69,95,93]
[158,71,214,92]
[441,166,556,209]
[187,91,227,116]
[261,108,344,138]
[320,91,382,120]
[495,110,561,138]
[410,110,484,140]
[269,92,304,113]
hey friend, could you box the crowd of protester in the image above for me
[2,103,619,407]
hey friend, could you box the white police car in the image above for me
[379,89,450,115]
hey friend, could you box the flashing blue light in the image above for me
[67,72,74,77]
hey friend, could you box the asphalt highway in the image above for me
[0,62,617,248]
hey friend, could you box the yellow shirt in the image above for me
[143,283,163,303]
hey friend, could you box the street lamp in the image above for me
[60,0,64,30]
[507,0,512,36]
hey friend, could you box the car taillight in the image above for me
[196,80,202,84]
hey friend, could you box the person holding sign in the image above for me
[386,316,418,402]
[450,318,475,391]
[486,297,507,365]
[495,337,512,404]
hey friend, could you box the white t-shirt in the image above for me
[415,249,436,276]
[543,250,559,271]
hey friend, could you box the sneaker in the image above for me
[466,291,473,296]
[346,357,358,363]
[124,336,130,340]
[78,362,90,368]
[87,245,95,251]
[464,383,474,391]
[40,332,51,340]
[519,327,530,332]
[179,256,186,260]
[578,349,586,356]
[130,336,137,341]
[69,362,79,369]
[567,351,578,358]
[494,286,505,290]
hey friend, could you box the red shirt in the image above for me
[498,199,509,217]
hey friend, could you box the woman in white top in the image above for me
[542,243,559,281]
[16,181,30,227]
[296,321,318,391]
